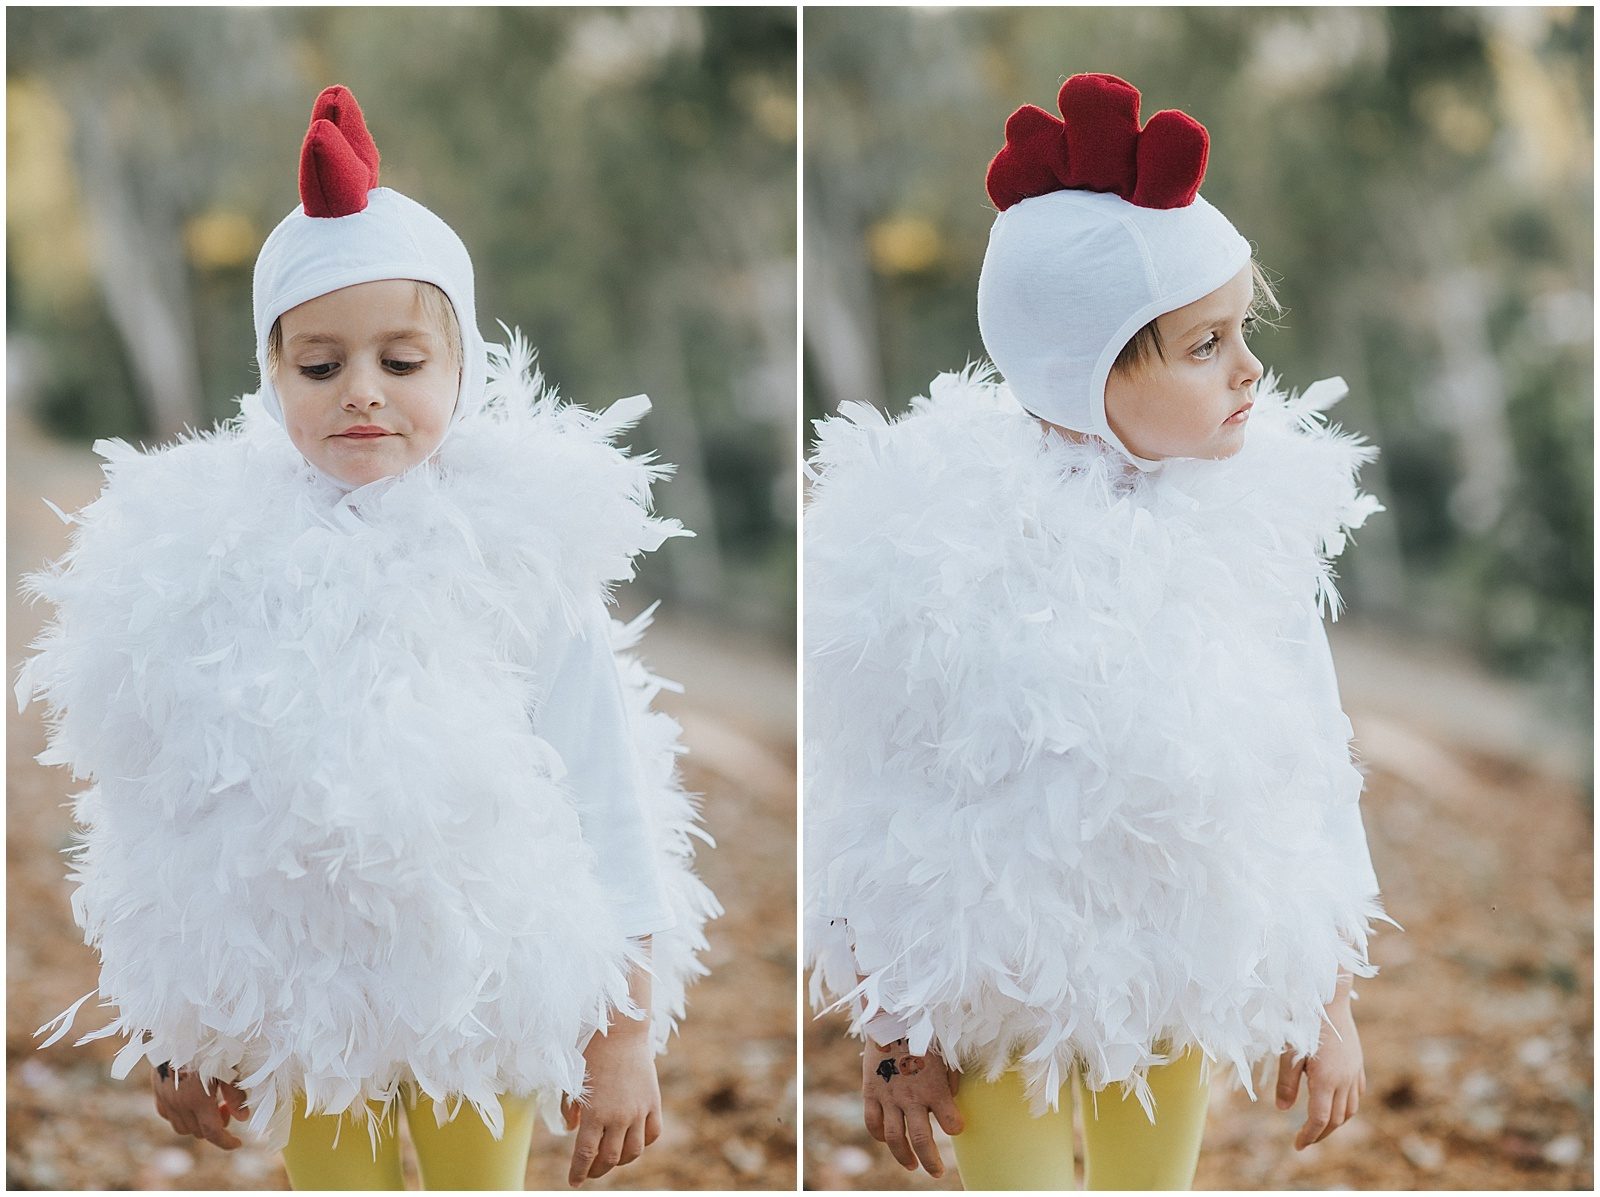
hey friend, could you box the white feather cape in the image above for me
[19,335,720,1154]
[804,366,1398,1120]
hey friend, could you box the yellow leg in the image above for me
[1075,1045,1210,1191]
[403,1085,540,1191]
[950,1066,1078,1190]
[281,1089,406,1190]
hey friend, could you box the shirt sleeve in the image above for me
[534,600,677,938]
[1301,602,1382,897]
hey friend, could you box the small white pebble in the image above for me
[17,1059,57,1090]
[149,1147,194,1178]
[738,1042,783,1075]
[812,1095,863,1126]
[1415,1038,1459,1074]
[1400,1134,1445,1171]
[721,1136,764,1176]
[1458,1071,1500,1103]
[232,1151,276,1181]
[833,1145,875,1176]
[1464,1106,1505,1135]
[1542,1134,1583,1167]
[1515,1037,1555,1068]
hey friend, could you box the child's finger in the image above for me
[193,1100,236,1151]
[561,1097,581,1133]
[166,1089,201,1140]
[586,1124,624,1179]
[166,1105,196,1140]
[903,1105,944,1177]
[1275,1051,1304,1109]
[568,1120,603,1187]
[932,1093,965,1137]
[222,1082,251,1117]
[182,1108,209,1143]
[863,1098,886,1143]
[1316,1083,1350,1144]
[1296,1081,1334,1149]
[618,1120,645,1167]
[881,1107,917,1171]
[643,1108,662,1147]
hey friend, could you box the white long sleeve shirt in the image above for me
[1299,600,1383,897]
[531,599,676,937]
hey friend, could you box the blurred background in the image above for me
[9,7,795,1190]
[802,6,1592,1192]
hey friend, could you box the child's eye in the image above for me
[299,363,338,380]
[384,359,424,374]
[1193,315,1260,361]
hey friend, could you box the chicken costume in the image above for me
[804,74,1399,1120]
[22,87,719,1155]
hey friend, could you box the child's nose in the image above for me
[340,360,387,409]
[1237,345,1263,389]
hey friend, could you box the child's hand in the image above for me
[561,1018,661,1187]
[861,1037,964,1177]
[150,1062,251,1151]
[1276,997,1366,1150]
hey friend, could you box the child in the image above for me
[21,86,719,1190]
[804,73,1402,1190]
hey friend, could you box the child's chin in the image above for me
[1200,432,1246,461]
[320,456,406,488]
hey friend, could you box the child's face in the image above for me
[274,279,460,487]
[1104,263,1263,462]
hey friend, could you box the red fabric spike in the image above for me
[985,72,1212,212]
[310,85,380,188]
[1132,109,1208,209]
[985,105,1070,212]
[298,85,380,218]
[1057,73,1142,199]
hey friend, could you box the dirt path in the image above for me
[6,419,797,1191]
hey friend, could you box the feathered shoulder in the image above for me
[30,330,689,618]
[433,328,691,598]
[806,364,1383,623]
[804,366,1383,793]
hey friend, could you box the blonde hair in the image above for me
[1110,259,1283,377]
[265,280,462,379]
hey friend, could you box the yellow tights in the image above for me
[280,1084,539,1191]
[951,1045,1210,1190]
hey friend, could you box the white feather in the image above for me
[805,364,1395,1120]
[18,334,716,1154]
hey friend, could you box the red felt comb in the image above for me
[298,85,381,218]
[986,73,1209,212]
